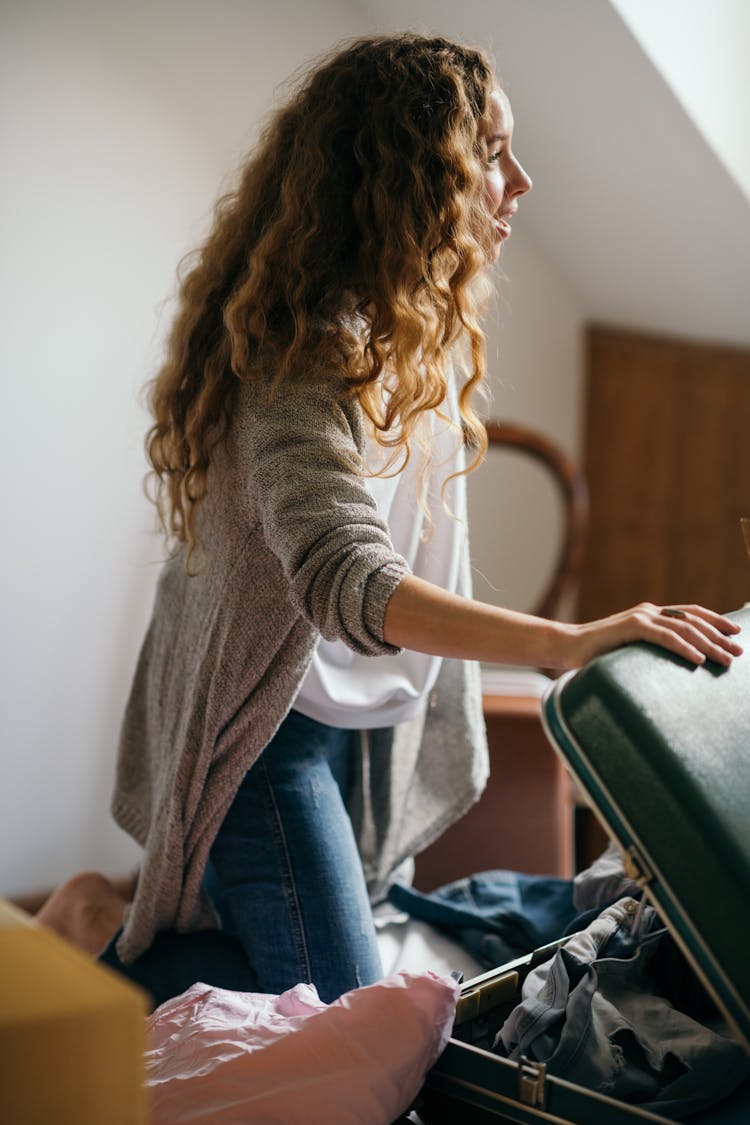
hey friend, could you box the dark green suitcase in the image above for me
[420,606,750,1124]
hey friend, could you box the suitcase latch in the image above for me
[622,845,654,933]
[518,1057,547,1108]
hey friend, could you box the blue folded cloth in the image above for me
[387,869,578,969]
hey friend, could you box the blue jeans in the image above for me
[388,870,577,970]
[100,710,382,1008]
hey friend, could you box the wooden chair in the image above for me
[414,421,589,888]
[483,421,588,623]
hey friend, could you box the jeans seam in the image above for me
[259,756,313,985]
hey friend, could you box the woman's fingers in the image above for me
[652,605,743,666]
[661,604,742,635]
[573,602,743,668]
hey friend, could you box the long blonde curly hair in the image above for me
[146,34,496,565]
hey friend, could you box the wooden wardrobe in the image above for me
[579,326,750,620]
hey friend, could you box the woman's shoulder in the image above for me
[234,359,364,442]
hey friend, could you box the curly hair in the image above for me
[146,34,497,565]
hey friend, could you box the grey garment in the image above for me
[496,898,750,1118]
[112,367,488,963]
[573,839,640,913]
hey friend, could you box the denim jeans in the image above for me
[388,870,578,970]
[100,710,382,1008]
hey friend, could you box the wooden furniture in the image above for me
[580,326,750,619]
[483,422,589,620]
[414,421,589,889]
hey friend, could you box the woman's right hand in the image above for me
[561,602,743,671]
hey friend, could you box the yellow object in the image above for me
[0,898,147,1125]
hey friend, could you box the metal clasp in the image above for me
[518,1057,547,1108]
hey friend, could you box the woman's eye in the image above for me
[488,149,502,165]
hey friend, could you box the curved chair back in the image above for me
[485,421,589,620]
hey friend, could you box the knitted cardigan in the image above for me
[112,369,488,963]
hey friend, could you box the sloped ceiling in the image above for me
[352,0,750,347]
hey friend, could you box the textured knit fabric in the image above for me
[112,366,488,963]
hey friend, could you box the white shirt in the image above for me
[294,371,467,728]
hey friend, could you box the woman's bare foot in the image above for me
[36,871,127,957]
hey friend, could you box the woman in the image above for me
[84,34,739,1007]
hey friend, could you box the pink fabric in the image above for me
[145,970,459,1124]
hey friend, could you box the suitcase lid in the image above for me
[541,606,750,1047]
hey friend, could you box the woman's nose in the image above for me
[511,159,532,198]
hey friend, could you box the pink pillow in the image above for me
[145,970,459,1124]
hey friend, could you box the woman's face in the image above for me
[480,88,532,262]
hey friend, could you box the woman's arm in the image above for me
[382,574,743,670]
[238,377,742,670]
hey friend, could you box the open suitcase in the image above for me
[419,605,750,1124]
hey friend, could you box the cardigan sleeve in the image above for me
[234,375,410,655]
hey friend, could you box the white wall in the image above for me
[611,0,750,202]
[0,0,366,897]
[0,0,584,896]
[469,233,583,617]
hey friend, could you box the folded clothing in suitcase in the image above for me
[420,605,750,1124]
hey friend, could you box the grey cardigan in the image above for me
[112,370,488,963]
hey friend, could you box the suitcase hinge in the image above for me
[518,1057,547,1108]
